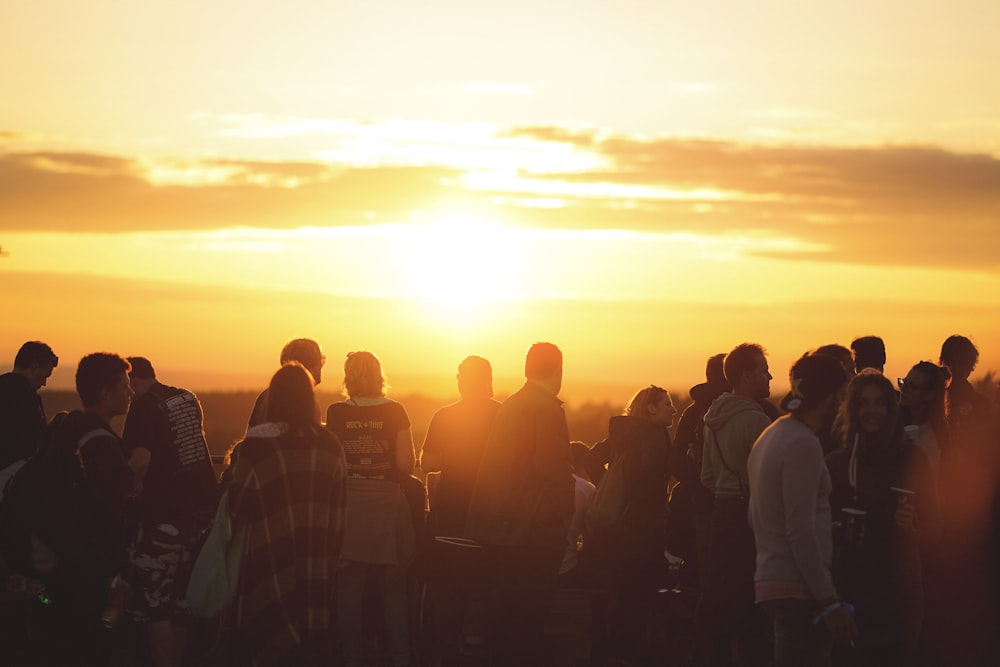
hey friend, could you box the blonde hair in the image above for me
[625,385,669,419]
[343,350,386,398]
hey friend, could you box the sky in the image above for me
[2,0,999,402]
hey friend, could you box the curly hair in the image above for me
[835,370,904,453]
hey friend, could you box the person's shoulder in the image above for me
[245,422,286,440]
[325,400,350,415]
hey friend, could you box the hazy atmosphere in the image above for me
[3,0,999,401]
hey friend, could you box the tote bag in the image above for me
[186,491,248,619]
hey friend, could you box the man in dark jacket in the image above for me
[466,342,574,666]
[5,352,133,665]
[0,341,58,473]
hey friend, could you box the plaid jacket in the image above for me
[229,423,347,666]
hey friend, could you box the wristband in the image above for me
[811,601,855,624]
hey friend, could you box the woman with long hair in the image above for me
[899,361,950,491]
[584,384,675,665]
[825,370,933,667]
[325,351,416,667]
[227,362,347,666]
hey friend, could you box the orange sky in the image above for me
[2,1,999,403]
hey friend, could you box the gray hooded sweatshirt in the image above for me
[700,392,771,498]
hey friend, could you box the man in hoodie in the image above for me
[699,343,773,667]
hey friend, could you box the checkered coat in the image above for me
[228,423,347,666]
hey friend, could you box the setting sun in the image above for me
[392,211,522,323]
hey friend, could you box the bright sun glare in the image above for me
[396,211,521,324]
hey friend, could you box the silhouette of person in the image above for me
[121,356,219,667]
[931,335,1000,664]
[420,355,501,538]
[559,440,596,577]
[668,353,728,588]
[826,371,934,667]
[584,384,674,665]
[748,352,856,667]
[699,343,773,667]
[246,338,325,431]
[850,336,886,374]
[465,342,574,667]
[0,341,58,474]
[418,355,502,665]
[6,353,133,665]
[814,344,858,455]
[899,362,950,491]
[228,363,347,666]
[326,351,416,667]
[939,335,993,449]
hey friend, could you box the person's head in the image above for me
[570,440,591,479]
[851,336,886,373]
[838,370,902,447]
[76,353,133,418]
[724,343,771,399]
[126,356,157,396]
[815,344,856,379]
[280,338,325,385]
[266,362,320,432]
[343,350,386,399]
[13,341,59,390]
[525,342,563,394]
[781,352,850,432]
[705,353,728,387]
[939,335,978,380]
[625,385,676,426]
[457,355,493,400]
[899,361,950,426]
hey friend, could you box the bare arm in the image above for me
[420,449,442,473]
[127,447,151,489]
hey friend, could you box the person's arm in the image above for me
[700,425,716,491]
[584,437,612,485]
[121,397,163,489]
[419,412,443,473]
[395,427,416,476]
[898,446,941,544]
[127,447,151,488]
[227,439,262,522]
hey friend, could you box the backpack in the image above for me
[3,411,114,575]
[585,442,641,541]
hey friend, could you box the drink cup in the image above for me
[841,507,867,546]
[890,486,916,505]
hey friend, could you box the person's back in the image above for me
[749,416,835,591]
[422,396,500,537]
[125,380,218,525]
[465,380,573,547]
[229,363,347,666]
[463,342,573,667]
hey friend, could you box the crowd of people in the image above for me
[0,335,998,667]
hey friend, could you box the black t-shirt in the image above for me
[325,399,410,480]
[122,382,218,525]
[421,398,500,535]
